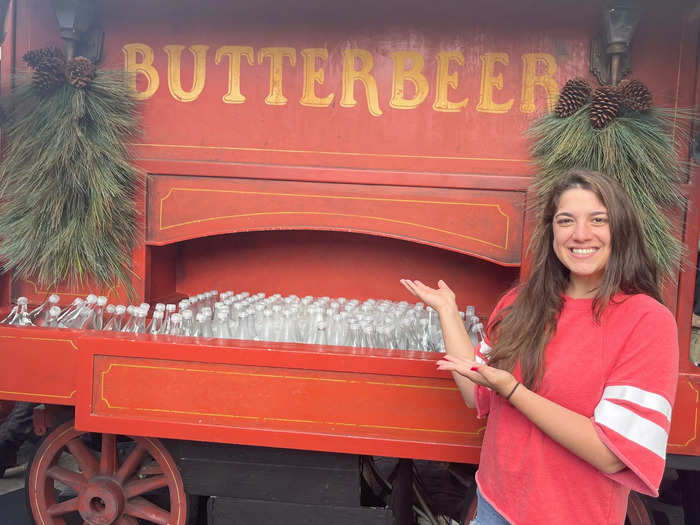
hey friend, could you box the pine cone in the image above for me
[32,56,67,95]
[65,57,96,89]
[618,79,652,112]
[554,78,591,117]
[589,86,621,129]
[23,47,65,69]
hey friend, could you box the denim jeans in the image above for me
[469,488,511,525]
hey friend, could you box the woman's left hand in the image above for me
[436,354,517,396]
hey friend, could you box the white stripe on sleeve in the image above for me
[602,385,672,422]
[594,399,668,459]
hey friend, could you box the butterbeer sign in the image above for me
[124,45,558,116]
[84,2,683,177]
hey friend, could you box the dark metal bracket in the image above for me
[51,0,103,62]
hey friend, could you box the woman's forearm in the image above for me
[508,382,625,474]
[438,304,477,407]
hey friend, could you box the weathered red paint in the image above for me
[0,0,699,468]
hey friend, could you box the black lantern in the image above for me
[52,0,95,60]
[590,0,643,86]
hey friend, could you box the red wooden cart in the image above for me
[1,1,699,523]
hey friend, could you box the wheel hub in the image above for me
[77,476,125,525]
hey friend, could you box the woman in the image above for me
[401,170,678,525]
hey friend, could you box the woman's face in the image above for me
[552,187,611,290]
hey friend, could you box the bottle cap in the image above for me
[86,294,97,303]
[49,294,60,303]
[17,296,28,305]
[97,296,108,306]
[115,305,127,314]
[49,305,61,316]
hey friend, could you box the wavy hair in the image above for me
[486,170,662,390]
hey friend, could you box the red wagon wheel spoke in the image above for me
[99,433,117,475]
[28,421,187,525]
[47,496,80,517]
[116,442,147,483]
[138,461,163,476]
[124,474,169,498]
[46,465,87,491]
[125,495,171,524]
[65,436,99,479]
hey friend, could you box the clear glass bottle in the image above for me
[211,311,231,339]
[101,304,116,329]
[161,304,177,334]
[44,305,62,328]
[91,296,108,330]
[181,309,195,336]
[56,298,83,325]
[104,305,126,331]
[147,310,164,334]
[169,313,183,336]
[15,297,34,326]
[310,321,329,345]
[232,312,251,340]
[120,305,137,332]
[28,294,60,323]
[126,307,147,334]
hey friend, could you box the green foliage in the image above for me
[528,103,686,278]
[0,71,141,297]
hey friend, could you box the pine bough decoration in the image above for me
[0,48,140,296]
[529,78,686,278]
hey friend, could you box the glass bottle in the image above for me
[169,313,183,336]
[310,321,329,346]
[101,304,116,330]
[126,307,147,334]
[44,305,61,328]
[211,311,231,339]
[120,305,137,332]
[147,310,164,334]
[104,305,126,331]
[232,312,251,340]
[91,296,108,330]
[161,304,177,334]
[181,309,195,336]
[15,297,34,326]
[56,298,83,325]
[29,294,60,323]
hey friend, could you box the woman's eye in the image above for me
[555,218,573,226]
[592,216,609,224]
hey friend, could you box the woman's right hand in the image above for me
[400,279,457,314]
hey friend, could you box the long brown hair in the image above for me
[487,170,662,390]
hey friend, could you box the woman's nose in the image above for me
[572,221,592,241]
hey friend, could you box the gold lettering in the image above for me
[433,51,468,112]
[164,44,209,102]
[389,51,429,110]
[122,43,159,100]
[340,49,382,117]
[476,52,513,114]
[520,53,558,113]
[258,47,296,105]
[299,48,334,107]
[215,46,254,104]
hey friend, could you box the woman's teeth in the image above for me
[571,248,596,255]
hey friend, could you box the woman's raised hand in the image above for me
[436,354,516,397]
[400,279,457,314]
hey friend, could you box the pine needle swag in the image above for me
[527,83,686,279]
[0,51,141,297]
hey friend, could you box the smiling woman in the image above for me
[401,170,679,525]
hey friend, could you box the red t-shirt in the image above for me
[473,292,679,525]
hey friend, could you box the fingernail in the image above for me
[470,366,479,371]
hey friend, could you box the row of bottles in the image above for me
[1,291,485,353]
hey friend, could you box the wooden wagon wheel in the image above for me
[27,420,187,525]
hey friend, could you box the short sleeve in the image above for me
[593,303,679,496]
[474,290,518,419]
